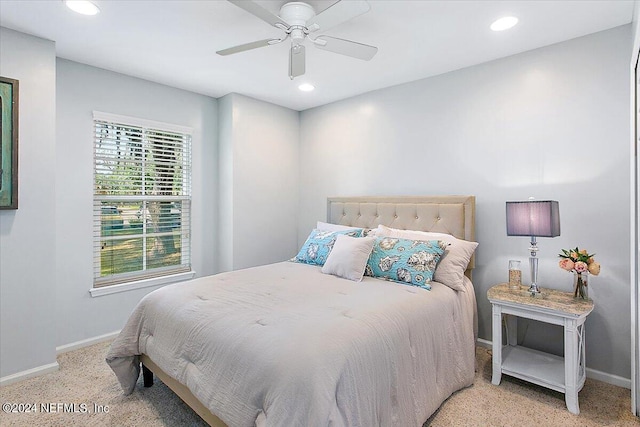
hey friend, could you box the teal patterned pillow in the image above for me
[293,229,363,266]
[366,237,446,290]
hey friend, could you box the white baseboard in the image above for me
[56,330,120,355]
[477,338,631,389]
[1,331,120,387]
[477,338,492,349]
[0,362,59,387]
[586,367,632,389]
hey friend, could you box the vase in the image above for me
[573,271,589,300]
[508,260,522,290]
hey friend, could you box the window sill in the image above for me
[89,271,196,298]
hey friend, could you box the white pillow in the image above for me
[321,235,376,282]
[316,221,377,237]
[316,221,362,232]
[376,225,478,291]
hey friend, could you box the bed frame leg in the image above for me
[142,364,154,387]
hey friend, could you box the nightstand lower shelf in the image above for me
[502,345,569,393]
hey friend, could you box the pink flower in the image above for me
[559,258,575,271]
[574,261,588,273]
[559,247,602,276]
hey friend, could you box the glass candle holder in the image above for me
[508,260,522,289]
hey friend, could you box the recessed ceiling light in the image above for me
[298,83,315,92]
[65,0,100,16]
[490,16,518,32]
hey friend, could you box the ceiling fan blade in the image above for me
[289,44,306,79]
[228,0,289,27]
[307,0,370,33]
[217,38,283,56]
[314,36,377,61]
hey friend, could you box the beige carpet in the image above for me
[0,340,637,426]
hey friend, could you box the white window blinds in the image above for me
[93,112,192,287]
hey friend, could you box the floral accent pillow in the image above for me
[375,225,479,292]
[365,237,446,290]
[293,228,363,266]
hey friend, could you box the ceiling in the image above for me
[0,1,634,111]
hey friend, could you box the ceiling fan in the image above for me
[217,0,378,80]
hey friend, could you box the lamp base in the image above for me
[528,238,540,297]
[514,289,547,298]
[526,285,548,298]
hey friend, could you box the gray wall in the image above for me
[55,59,218,349]
[299,26,632,379]
[0,28,58,377]
[218,93,300,271]
[218,95,234,272]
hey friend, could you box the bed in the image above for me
[107,195,477,427]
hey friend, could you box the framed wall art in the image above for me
[0,76,18,209]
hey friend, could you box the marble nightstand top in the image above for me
[488,283,594,317]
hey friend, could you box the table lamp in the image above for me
[506,200,561,295]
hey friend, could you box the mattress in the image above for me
[107,261,476,426]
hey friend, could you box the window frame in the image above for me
[91,111,194,296]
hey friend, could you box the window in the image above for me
[93,112,192,288]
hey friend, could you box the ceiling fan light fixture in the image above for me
[221,0,377,79]
[280,2,316,26]
[490,16,518,31]
[65,0,100,15]
[298,83,315,92]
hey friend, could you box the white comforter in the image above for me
[107,261,476,427]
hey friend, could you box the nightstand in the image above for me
[488,283,594,415]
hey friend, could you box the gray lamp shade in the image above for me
[506,200,561,237]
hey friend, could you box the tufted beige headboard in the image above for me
[327,196,476,276]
